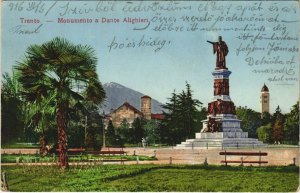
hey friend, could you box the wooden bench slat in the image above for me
[99,151,125,154]
[56,149,85,152]
[86,151,100,154]
[221,160,268,164]
[219,152,267,156]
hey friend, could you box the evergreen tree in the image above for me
[86,106,103,149]
[273,119,284,143]
[272,106,285,143]
[106,120,117,146]
[272,106,285,123]
[132,117,145,144]
[161,90,182,144]
[181,82,202,138]
[160,82,202,144]
[261,112,272,125]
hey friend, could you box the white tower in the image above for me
[260,84,270,113]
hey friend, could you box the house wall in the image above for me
[111,106,142,128]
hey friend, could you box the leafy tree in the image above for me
[15,37,105,168]
[284,102,299,144]
[256,124,272,143]
[1,72,25,143]
[144,120,160,145]
[236,106,261,138]
[67,123,85,148]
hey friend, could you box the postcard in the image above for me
[1,0,299,192]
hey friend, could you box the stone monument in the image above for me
[176,36,264,148]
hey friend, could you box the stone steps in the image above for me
[176,131,265,148]
[178,142,263,146]
[176,142,265,148]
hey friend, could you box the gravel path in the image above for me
[1,147,298,166]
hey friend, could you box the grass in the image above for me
[1,143,39,149]
[1,164,298,192]
[1,154,156,163]
[106,165,299,192]
[123,143,170,148]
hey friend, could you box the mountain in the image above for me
[100,82,164,114]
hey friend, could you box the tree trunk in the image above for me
[57,102,68,168]
[39,135,48,156]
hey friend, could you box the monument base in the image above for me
[175,132,265,149]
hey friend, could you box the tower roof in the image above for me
[141,95,151,99]
[261,84,269,92]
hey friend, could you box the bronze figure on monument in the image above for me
[207,36,229,69]
[206,117,218,132]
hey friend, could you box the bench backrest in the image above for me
[219,152,267,156]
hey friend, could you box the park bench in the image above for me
[86,147,127,155]
[55,148,86,155]
[86,147,127,164]
[219,150,268,166]
[67,148,86,155]
[54,148,86,162]
[99,147,127,156]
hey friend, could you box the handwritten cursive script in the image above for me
[9,24,43,34]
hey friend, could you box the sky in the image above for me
[2,1,299,114]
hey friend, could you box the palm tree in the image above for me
[15,37,105,168]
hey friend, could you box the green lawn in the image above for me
[1,143,39,149]
[1,165,298,192]
[1,154,156,163]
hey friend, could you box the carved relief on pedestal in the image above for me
[208,100,236,115]
[214,79,229,95]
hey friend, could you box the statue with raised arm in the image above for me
[207,36,229,69]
